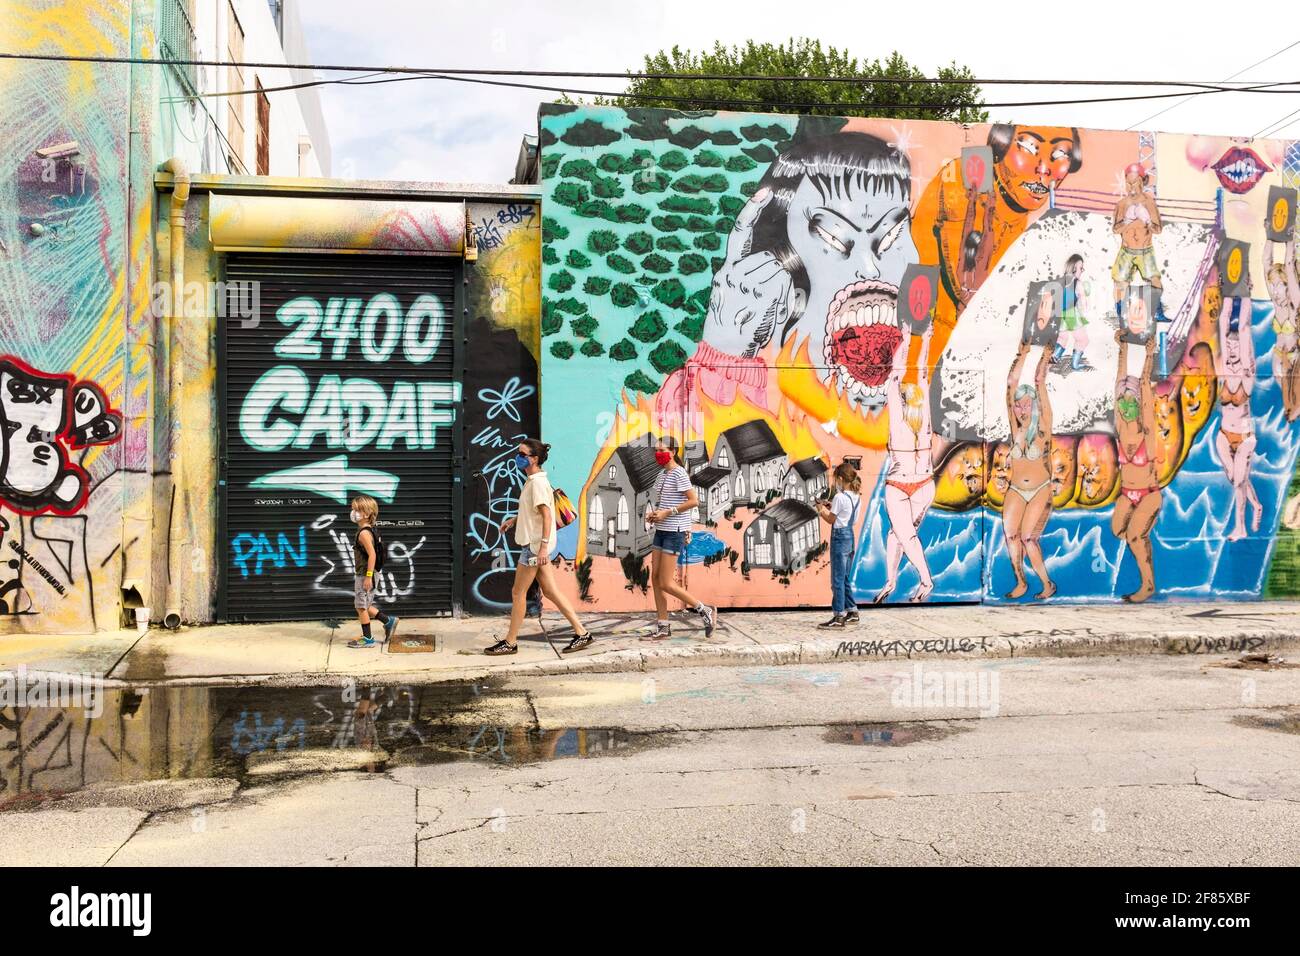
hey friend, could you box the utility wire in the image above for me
[3,50,1299,89]
[160,68,1298,114]
[1126,37,1300,129]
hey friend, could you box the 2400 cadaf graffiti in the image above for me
[0,356,123,516]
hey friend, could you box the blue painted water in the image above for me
[851,300,1300,604]
[680,530,726,565]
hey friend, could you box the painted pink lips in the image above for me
[1211,147,1271,194]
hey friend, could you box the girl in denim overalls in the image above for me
[816,463,862,629]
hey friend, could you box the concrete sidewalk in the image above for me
[1,601,1298,686]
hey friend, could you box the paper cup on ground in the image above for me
[134,607,151,633]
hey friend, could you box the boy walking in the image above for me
[347,494,400,649]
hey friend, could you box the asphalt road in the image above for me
[3,654,1299,866]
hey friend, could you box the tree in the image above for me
[595,39,986,123]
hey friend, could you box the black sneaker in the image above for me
[562,631,594,654]
[483,639,518,656]
[844,610,860,625]
[643,622,671,641]
[698,605,716,638]
[817,615,847,630]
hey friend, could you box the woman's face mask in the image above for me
[350,510,362,524]
[514,453,532,472]
[655,449,673,467]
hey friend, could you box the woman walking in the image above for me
[1003,340,1056,599]
[816,462,862,628]
[646,436,717,640]
[484,439,593,656]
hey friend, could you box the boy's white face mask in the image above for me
[350,510,362,524]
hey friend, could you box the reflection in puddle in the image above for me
[0,679,655,808]
[822,723,967,746]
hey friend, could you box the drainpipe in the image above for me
[160,157,190,630]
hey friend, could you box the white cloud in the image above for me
[297,0,1300,183]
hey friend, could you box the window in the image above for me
[608,465,616,481]
[752,543,772,566]
[616,496,629,531]
[716,446,729,469]
[774,535,784,568]
[735,472,746,500]
[589,496,604,532]
[255,78,270,175]
[225,2,246,173]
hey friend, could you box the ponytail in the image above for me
[833,462,860,494]
[521,438,550,465]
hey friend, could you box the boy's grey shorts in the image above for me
[354,575,376,611]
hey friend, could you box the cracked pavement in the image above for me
[2,653,1298,865]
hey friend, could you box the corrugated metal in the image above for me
[209,194,466,254]
[221,253,460,622]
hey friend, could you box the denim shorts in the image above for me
[353,575,376,611]
[652,529,688,555]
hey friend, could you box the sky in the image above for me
[297,0,1300,184]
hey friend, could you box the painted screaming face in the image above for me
[1153,389,1184,482]
[1126,292,1150,335]
[988,443,1011,498]
[997,126,1077,211]
[1211,146,1271,194]
[1050,437,1078,507]
[789,175,918,407]
[1076,434,1118,506]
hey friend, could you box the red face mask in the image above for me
[655,450,673,466]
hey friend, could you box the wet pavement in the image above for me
[0,678,665,810]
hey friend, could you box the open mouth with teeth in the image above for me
[1211,147,1270,194]
[823,279,902,406]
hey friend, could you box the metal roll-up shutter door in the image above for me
[221,253,460,622]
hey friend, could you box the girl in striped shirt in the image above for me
[646,437,717,640]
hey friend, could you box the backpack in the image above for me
[552,488,577,529]
[356,527,385,573]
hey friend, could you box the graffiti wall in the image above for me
[539,103,1300,608]
[0,0,151,633]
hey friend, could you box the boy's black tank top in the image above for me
[354,527,384,573]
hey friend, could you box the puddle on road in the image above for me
[1232,707,1300,735]
[822,723,968,747]
[0,678,660,810]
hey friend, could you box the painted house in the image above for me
[784,457,829,504]
[712,420,788,506]
[744,500,821,573]
[684,440,709,475]
[691,466,731,525]
[588,442,661,559]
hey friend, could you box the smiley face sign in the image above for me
[1219,239,1250,298]
[900,263,939,333]
[960,146,994,193]
[1266,185,1297,243]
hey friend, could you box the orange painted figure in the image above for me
[913,125,1083,356]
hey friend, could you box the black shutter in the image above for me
[220,253,460,622]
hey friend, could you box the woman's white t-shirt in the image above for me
[652,466,693,532]
[830,490,860,529]
[515,471,558,550]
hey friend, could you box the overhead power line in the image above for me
[4,51,1300,89]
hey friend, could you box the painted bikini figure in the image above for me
[1215,296,1262,540]
[1054,254,1090,371]
[1003,340,1056,600]
[1263,239,1300,421]
[875,322,936,604]
[1112,330,1162,603]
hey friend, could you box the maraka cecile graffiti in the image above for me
[538,104,1300,609]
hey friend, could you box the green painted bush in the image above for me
[606,253,636,274]
[740,123,787,141]
[678,253,708,275]
[583,276,611,296]
[694,150,724,168]
[540,154,560,178]
[610,283,639,308]
[718,195,747,217]
[615,203,649,223]
[565,249,591,269]
[570,314,598,338]
[552,182,589,208]
[548,270,575,293]
[641,253,672,274]
[649,339,688,375]
[592,175,625,199]
[624,232,654,255]
[543,220,569,242]
[624,370,659,394]
[630,310,667,343]
[560,159,598,181]
[541,304,562,336]
[658,150,689,171]
[581,339,605,357]
[693,232,721,251]
[656,234,688,253]
[651,214,686,232]
[610,339,638,361]
[587,229,619,254]
[743,144,777,163]
[660,195,714,215]
[674,312,705,342]
[652,278,687,310]
[632,171,669,194]
[542,246,559,265]
[725,154,758,172]
[551,340,575,359]
[684,215,713,233]
[576,199,614,220]
[561,119,620,147]
[553,296,587,315]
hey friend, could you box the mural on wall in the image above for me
[0,0,150,631]
[540,103,1300,608]
[462,201,542,611]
